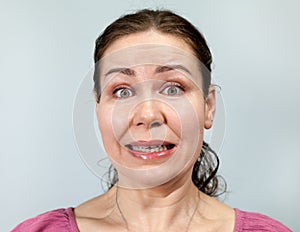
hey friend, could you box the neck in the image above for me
[113,172,200,231]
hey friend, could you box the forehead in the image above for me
[102,30,194,57]
[98,44,202,82]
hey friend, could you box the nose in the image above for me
[132,100,165,129]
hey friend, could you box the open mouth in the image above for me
[124,141,176,160]
[125,144,175,153]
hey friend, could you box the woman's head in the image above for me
[93,9,225,195]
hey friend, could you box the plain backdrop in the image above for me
[1,0,299,231]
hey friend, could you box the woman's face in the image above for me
[96,30,215,189]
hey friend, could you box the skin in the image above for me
[75,30,235,232]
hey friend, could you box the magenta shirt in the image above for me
[12,208,291,231]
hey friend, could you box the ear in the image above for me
[95,93,101,119]
[204,85,216,129]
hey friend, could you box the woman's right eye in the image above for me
[113,87,134,99]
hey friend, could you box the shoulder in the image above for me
[11,208,79,232]
[234,208,292,232]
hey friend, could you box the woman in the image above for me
[12,9,291,232]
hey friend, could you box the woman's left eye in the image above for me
[161,83,185,96]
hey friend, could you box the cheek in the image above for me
[177,95,205,137]
[97,103,120,155]
[179,106,203,152]
[189,93,206,127]
[98,103,112,135]
[162,107,181,137]
[180,94,205,151]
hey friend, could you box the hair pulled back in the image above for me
[93,9,226,197]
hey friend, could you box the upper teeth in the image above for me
[129,145,168,153]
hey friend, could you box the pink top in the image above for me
[11,208,291,231]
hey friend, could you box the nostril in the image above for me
[150,121,162,128]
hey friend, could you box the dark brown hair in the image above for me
[93,9,226,197]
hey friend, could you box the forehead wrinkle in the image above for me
[103,64,194,84]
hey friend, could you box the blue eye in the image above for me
[113,88,133,98]
[161,84,184,96]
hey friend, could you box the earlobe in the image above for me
[94,91,101,113]
[204,85,216,129]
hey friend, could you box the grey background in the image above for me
[1,0,299,231]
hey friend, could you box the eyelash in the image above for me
[112,85,134,98]
[160,82,185,96]
[111,81,186,99]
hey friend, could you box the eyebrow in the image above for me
[104,68,135,77]
[104,64,191,78]
[155,64,191,75]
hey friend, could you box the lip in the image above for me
[125,140,177,160]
